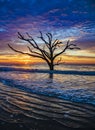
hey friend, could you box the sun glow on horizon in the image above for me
[0,51,95,65]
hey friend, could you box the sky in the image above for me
[0,0,95,65]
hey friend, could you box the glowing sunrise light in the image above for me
[0,0,95,65]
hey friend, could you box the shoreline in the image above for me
[0,66,95,129]
[0,66,95,76]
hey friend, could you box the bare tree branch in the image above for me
[27,46,42,56]
[53,40,80,60]
[8,44,44,59]
[54,57,62,66]
[18,32,51,62]
[8,32,80,71]
[38,31,48,44]
[52,39,58,47]
[46,33,52,44]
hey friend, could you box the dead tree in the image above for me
[8,31,80,70]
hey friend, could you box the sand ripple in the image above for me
[0,83,95,128]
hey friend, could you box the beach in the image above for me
[0,65,95,129]
[0,0,95,129]
[0,82,95,129]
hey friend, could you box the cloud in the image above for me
[0,0,95,58]
[0,28,6,32]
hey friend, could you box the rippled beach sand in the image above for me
[0,82,95,130]
[0,65,95,129]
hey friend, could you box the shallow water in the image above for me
[0,64,95,105]
[0,64,95,128]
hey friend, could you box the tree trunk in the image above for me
[49,73,53,79]
[50,65,54,70]
[49,61,54,70]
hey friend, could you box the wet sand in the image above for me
[0,83,95,129]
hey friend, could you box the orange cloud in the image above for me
[0,53,95,66]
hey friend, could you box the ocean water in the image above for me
[0,64,95,105]
[0,64,95,128]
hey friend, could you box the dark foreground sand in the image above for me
[0,107,95,130]
[0,83,95,130]
[0,120,73,130]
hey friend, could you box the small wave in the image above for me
[0,76,95,106]
[0,67,95,76]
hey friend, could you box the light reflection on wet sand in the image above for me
[0,82,95,128]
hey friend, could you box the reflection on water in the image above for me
[0,64,95,128]
[0,69,95,105]
[49,73,53,79]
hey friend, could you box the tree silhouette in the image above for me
[8,32,80,70]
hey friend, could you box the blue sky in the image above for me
[0,0,95,63]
